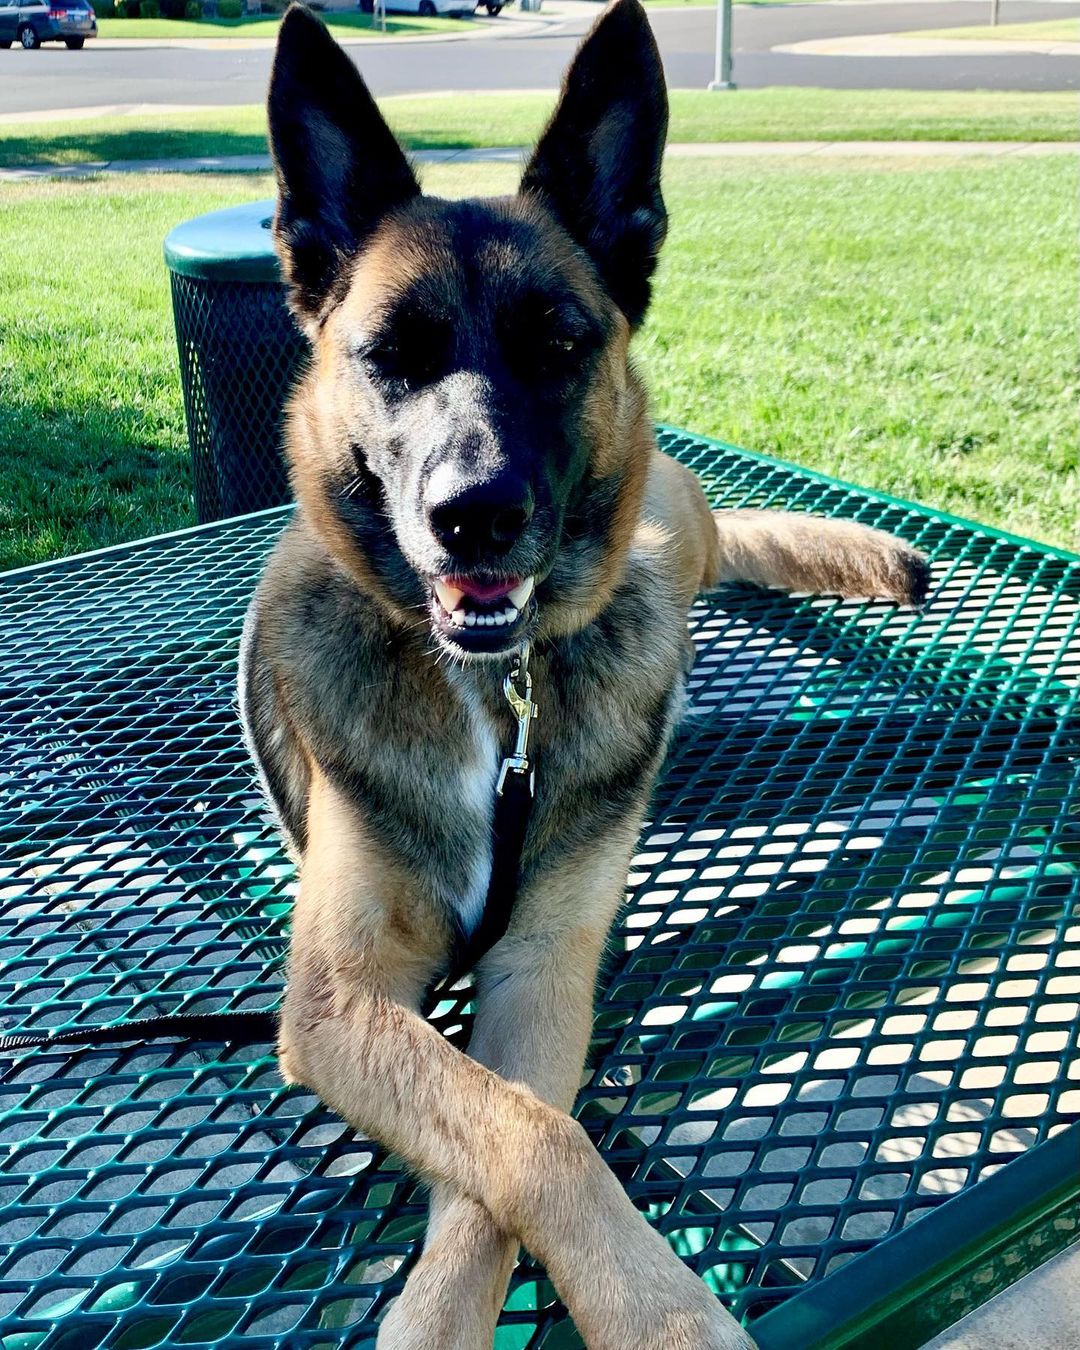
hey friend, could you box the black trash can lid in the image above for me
[164,199,282,283]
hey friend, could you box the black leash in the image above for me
[0,649,538,1059]
[447,645,539,981]
[447,762,534,983]
[0,1010,280,1057]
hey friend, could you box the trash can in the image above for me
[164,200,308,524]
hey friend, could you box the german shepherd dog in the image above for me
[240,4,929,1346]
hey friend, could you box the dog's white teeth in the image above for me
[433,578,465,613]
[445,601,520,633]
[508,576,535,609]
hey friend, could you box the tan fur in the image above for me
[642,455,925,610]
[541,372,656,641]
[282,772,753,1350]
[284,373,387,606]
[708,508,924,604]
[642,449,722,609]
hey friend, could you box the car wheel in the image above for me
[65,35,84,46]
[418,1,436,14]
[359,0,373,12]
[18,24,41,47]
[485,3,501,12]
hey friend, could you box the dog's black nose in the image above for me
[428,474,535,559]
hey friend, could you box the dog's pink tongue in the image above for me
[447,576,519,604]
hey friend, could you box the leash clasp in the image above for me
[497,645,538,796]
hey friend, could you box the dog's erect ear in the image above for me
[519,0,668,328]
[268,4,420,323]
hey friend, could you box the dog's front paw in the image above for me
[624,1280,757,1350]
[571,1244,757,1350]
[808,521,931,610]
[377,1292,495,1350]
[799,519,931,609]
[713,509,932,610]
[871,532,931,609]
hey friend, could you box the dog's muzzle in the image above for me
[429,574,536,655]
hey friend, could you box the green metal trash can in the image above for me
[164,200,306,524]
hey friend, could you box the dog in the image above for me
[239,4,930,1346]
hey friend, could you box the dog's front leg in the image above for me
[377,870,613,1350]
[377,827,757,1350]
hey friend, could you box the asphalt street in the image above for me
[0,0,1076,116]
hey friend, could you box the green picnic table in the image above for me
[0,428,1076,1350]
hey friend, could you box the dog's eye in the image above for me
[361,326,445,393]
[366,340,399,368]
[499,297,599,382]
[536,326,593,374]
[355,298,453,392]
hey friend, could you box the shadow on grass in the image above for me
[0,124,509,169]
[0,398,195,570]
[0,127,272,170]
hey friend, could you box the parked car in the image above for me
[359,0,477,17]
[0,0,96,47]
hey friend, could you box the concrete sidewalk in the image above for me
[777,31,1080,55]
[2,140,1076,182]
[924,1240,1080,1350]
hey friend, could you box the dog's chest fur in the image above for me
[242,518,687,949]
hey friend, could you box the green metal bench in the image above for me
[0,428,1076,1349]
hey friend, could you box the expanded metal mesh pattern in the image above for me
[0,429,1076,1349]
[169,272,306,524]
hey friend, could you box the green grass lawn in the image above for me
[0,89,1075,169]
[96,11,450,38]
[903,17,1077,42]
[0,154,1075,570]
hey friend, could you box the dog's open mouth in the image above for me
[429,574,535,653]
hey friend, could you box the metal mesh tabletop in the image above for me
[0,428,1077,1350]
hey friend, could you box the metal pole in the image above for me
[708,0,735,90]
[990,0,1000,24]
